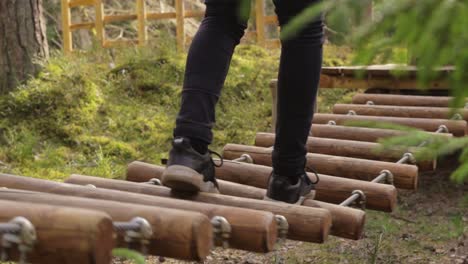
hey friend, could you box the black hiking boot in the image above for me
[162,137,221,193]
[264,170,318,204]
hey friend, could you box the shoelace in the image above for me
[209,149,224,168]
[306,166,320,185]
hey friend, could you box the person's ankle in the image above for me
[187,137,208,155]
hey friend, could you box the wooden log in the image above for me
[222,144,418,190]
[352,93,456,107]
[255,132,435,171]
[0,200,114,264]
[122,165,365,240]
[66,175,332,243]
[0,173,277,252]
[0,189,212,261]
[312,113,466,137]
[127,161,397,212]
[309,124,452,143]
[333,104,468,122]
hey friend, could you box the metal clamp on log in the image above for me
[0,217,37,264]
[340,190,366,210]
[114,217,153,255]
[143,178,162,186]
[274,215,289,241]
[233,154,253,164]
[211,216,231,249]
[327,120,337,125]
[373,170,394,185]
[347,110,357,116]
[366,101,375,105]
[437,124,449,133]
[398,153,417,165]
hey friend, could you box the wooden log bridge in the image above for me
[66,174,333,242]
[352,93,465,108]
[0,173,281,252]
[124,163,367,240]
[0,200,115,264]
[255,132,435,171]
[309,124,452,143]
[222,144,418,190]
[127,161,397,212]
[333,104,468,122]
[0,189,212,261]
[312,113,467,137]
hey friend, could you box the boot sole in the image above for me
[263,190,316,205]
[162,165,204,193]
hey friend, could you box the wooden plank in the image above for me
[68,0,94,8]
[69,22,94,31]
[147,12,177,20]
[0,200,114,264]
[127,161,397,212]
[264,15,278,24]
[136,0,147,47]
[67,174,333,243]
[94,0,105,45]
[103,39,138,48]
[0,173,279,253]
[0,189,213,261]
[175,0,185,51]
[223,144,419,190]
[184,10,204,18]
[61,0,72,53]
[255,0,266,46]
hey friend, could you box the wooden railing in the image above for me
[61,0,280,53]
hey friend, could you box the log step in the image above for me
[312,113,466,137]
[222,144,418,190]
[66,174,333,242]
[0,173,279,253]
[352,93,461,108]
[255,132,435,171]
[309,124,452,143]
[0,189,213,261]
[333,104,468,122]
[0,200,115,264]
[127,161,397,213]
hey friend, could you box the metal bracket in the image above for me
[438,125,449,133]
[378,170,394,185]
[274,215,289,241]
[366,101,375,105]
[85,184,97,188]
[233,154,253,164]
[144,178,162,186]
[347,110,357,116]
[211,216,231,249]
[116,217,153,255]
[402,152,417,165]
[1,217,37,264]
[351,190,367,210]
[327,120,337,126]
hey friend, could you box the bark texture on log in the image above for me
[66,174,333,243]
[0,173,278,253]
[0,0,49,93]
[352,94,455,107]
[0,189,213,261]
[127,161,397,212]
[0,199,114,264]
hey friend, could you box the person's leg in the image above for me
[173,2,248,153]
[163,1,248,193]
[266,0,324,203]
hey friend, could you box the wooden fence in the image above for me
[61,0,280,53]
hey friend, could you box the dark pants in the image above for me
[174,0,324,178]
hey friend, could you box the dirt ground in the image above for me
[117,164,467,264]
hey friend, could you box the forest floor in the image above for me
[116,165,467,264]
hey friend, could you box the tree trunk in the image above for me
[0,0,49,93]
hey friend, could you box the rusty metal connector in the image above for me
[274,215,289,241]
[233,154,253,164]
[211,216,231,249]
[0,217,37,264]
[114,217,153,255]
[144,178,162,186]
